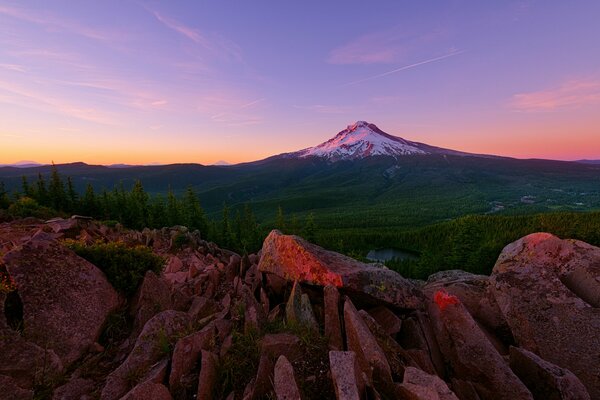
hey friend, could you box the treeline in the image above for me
[318,212,600,279]
[0,165,319,255]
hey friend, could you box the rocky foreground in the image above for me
[1,217,599,400]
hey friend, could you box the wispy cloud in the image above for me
[0,63,26,73]
[294,104,350,114]
[149,9,242,61]
[511,79,600,111]
[0,4,124,42]
[328,28,448,65]
[341,50,465,87]
[240,98,265,109]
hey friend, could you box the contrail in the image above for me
[341,50,466,87]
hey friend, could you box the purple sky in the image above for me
[1,0,600,164]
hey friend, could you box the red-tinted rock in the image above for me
[329,351,365,400]
[324,285,343,350]
[130,271,172,337]
[3,236,120,367]
[260,333,303,362]
[119,381,172,400]
[169,328,214,392]
[285,281,318,332]
[343,298,392,387]
[509,346,590,400]
[427,291,532,400]
[101,311,190,400]
[367,306,402,337]
[52,377,95,400]
[489,233,600,398]
[197,350,218,400]
[0,375,33,400]
[398,367,458,400]
[274,355,302,400]
[258,230,422,308]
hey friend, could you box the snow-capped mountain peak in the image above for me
[294,121,428,161]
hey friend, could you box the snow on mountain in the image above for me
[293,121,429,161]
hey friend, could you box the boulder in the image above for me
[367,306,402,337]
[343,298,392,387]
[101,310,190,400]
[258,230,423,308]
[273,355,302,400]
[52,377,95,400]
[119,382,172,400]
[130,271,172,337]
[397,367,459,400]
[260,333,303,362]
[489,233,600,398]
[0,327,64,390]
[0,375,34,400]
[169,327,214,392]
[197,350,218,400]
[324,285,343,350]
[427,290,532,400]
[509,346,590,400]
[3,236,120,367]
[285,281,318,332]
[329,351,365,400]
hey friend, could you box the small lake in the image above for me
[366,248,419,262]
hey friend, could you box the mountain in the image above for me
[577,159,600,165]
[286,121,474,161]
[0,160,44,168]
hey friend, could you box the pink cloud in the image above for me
[511,79,600,111]
[328,28,448,65]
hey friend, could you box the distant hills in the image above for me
[1,122,599,230]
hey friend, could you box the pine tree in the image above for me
[221,204,232,247]
[149,195,168,228]
[49,162,66,211]
[303,212,316,243]
[166,188,180,227]
[0,181,9,209]
[276,205,286,231]
[66,177,78,212]
[21,176,33,198]
[129,180,149,229]
[182,186,207,234]
[35,173,48,206]
[82,184,97,216]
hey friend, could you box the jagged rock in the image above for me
[164,255,184,273]
[489,233,600,398]
[427,290,532,400]
[358,310,420,379]
[509,346,590,400]
[449,379,480,400]
[130,271,172,337]
[324,285,343,350]
[285,281,318,332]
[0,327,64,390]
[187,296,217,321]
[343,298,392,387]
[119,381,172,400]
[0,375,34,400]
[329,351,365,400]
[197,350,218,400]
[367,306,402,337]
[3,236,120,367]
[169,327,215,392]
[260,287,270,315]
[248,333,305,399]
[244,264,262,293]
[265,272,288,296]
[273,355,302,400]
[561,265,600,307]
[101,310,190,400]
[396,367,459,400]
[52,377,95,400]
[259,230,423,308]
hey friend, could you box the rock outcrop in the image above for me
[2,220,598,400]
[3,234,120,367]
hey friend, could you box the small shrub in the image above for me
[172,232,190,249]
[7,197,55,219]
[65,240,165,296]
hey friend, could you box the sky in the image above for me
[1,0,599,165]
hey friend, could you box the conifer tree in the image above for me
[21,176,33,198]
[166,188,180,227]
[303,212,316,243]
[129,180,149,229]
[82,184,97,216]
[276,205,286,231]
[66,177,78,212]
[0,181,9,209]
[49,163,66,211]
[35,173,48,206]
[182,186,207,234]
